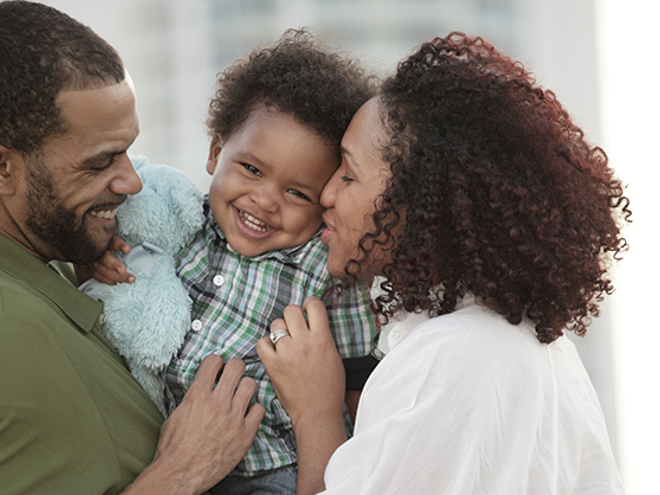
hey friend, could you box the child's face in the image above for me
[206,105,339,257]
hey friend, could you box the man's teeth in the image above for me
[239,210,272,232]
[89,207,118,219]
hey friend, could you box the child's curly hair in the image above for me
[354,32,631,344]
[207,29,375,152]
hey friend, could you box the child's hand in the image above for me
[93,236,136,285]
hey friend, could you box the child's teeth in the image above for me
[240,210,272,232]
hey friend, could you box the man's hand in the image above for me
[122,356,264,495]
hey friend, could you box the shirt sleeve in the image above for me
[321,279,378,359]
[0,303,162,494]
[343,354,380,391]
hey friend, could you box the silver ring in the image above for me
[269,328,289,345]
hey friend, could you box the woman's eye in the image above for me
[242,163,261,176]
[287,189,311,202]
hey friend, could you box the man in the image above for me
[0,2,264,494]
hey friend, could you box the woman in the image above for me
[257,32,629,494]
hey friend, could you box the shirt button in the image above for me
[98,313,106,325]
[213,274,225,287]
[390,330,400,339]
[191,319,203,332]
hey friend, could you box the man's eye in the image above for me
[92,156,115,172]
[340,175,354,182]
[242,163,261,176]
[287,189,311,202]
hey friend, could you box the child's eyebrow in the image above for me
[237,150,265,166]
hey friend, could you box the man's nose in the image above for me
[110,154,142,195]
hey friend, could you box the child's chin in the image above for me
[226,239,269,258]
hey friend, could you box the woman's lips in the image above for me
[321,225,336,244]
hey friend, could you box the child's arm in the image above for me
[75,236,136,286]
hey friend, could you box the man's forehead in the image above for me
[43,80,139,160]
[56,79,135,110]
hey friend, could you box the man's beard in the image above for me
[24,158,113,265]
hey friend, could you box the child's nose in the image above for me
[251,185,279,213]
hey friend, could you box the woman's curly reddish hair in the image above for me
[358,32,631,343]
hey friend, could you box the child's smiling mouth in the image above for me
[234,206,275,238]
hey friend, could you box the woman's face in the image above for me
[320,98,393,279]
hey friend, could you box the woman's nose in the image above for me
[320,169,340,209]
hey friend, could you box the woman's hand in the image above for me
[257,297,345,427]
[121,356,265,495]
[257,297,348,495]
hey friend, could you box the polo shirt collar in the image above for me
[0,233,102,333]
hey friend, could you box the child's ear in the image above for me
[0,145,23,195]
[206,135,222,176]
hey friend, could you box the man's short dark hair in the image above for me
[0,0,126,153]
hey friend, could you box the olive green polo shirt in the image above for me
[0,233,163,495]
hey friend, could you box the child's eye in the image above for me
[287,189,311,202]
[241,163,261,176]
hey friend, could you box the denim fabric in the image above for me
[210,466,297,495]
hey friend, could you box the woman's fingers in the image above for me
[281,304,309,338]
[303,297,331,338]
[258,298,345,429]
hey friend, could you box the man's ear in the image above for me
[206,135,222,176]
[0,145,23,195]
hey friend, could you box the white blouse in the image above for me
[322,299,625,494]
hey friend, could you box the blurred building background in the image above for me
[42,0,660,492]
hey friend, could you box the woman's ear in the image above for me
[0,146,23,195]
[206,135,222,176]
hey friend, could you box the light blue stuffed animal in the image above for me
[82,156,204,415]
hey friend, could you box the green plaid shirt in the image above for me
[164,200,377,475]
